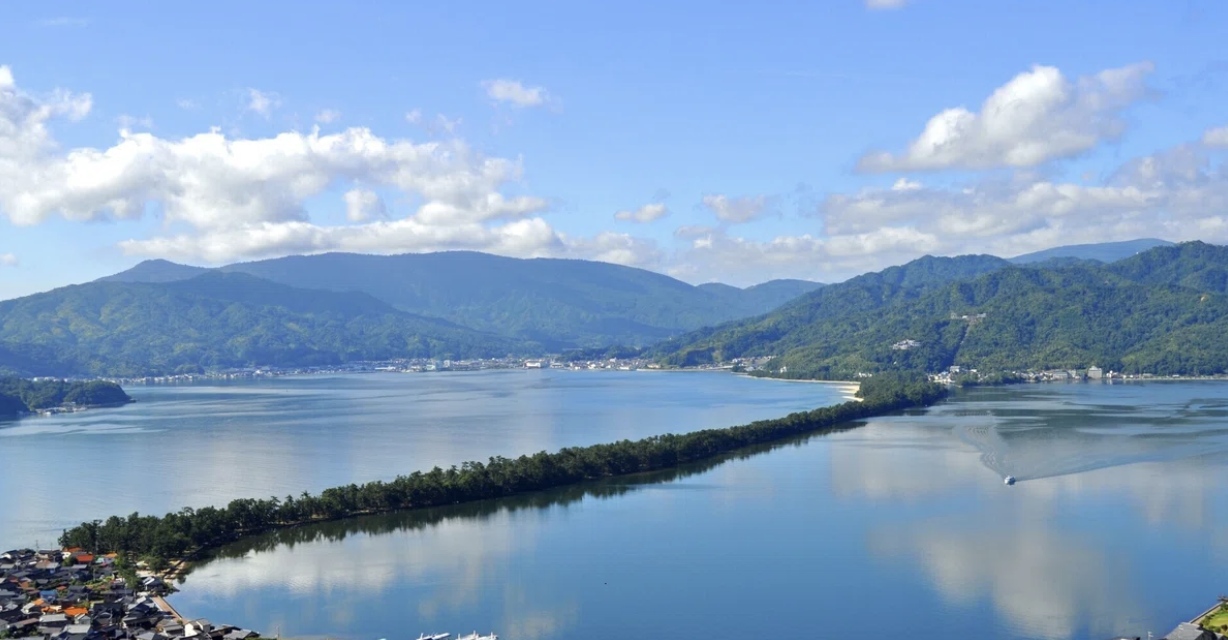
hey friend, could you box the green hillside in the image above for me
[102,252,824,349]
[651,254,1011,366]
[656,242,1228,378]
[0,378,132,417]
[0,272,531,377]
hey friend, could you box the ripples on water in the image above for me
[953,383,1228,483]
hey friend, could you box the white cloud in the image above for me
[483,79,549,108]
[4,64,1222,288]
[667,137,1228,285]
[0,66,646,268]
[614,202,668,223]
[1203,124,1228,147]
[0,253,17,267]
[858,62,1155,172]
[116,114,153,130]
[176,98,199,111]
[245,88,281,118]
[669,226,939,285]
[701,194,770,224]
[343,188,387,222]
[561,231,661,268]
[405,110,461,134]
[827,142,1228,259]
[433,114,461,134]
[673,225,716,238]
[315,109,341,124]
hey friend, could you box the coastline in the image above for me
[58,375,945,590]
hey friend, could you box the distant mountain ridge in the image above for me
[100,259,209,283]
[100,252,825,349]
[1008,239,1173,265]
[656,242,1228,378]
[0,272,529,377]
[651,253,1012,366]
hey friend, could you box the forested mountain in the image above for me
[0,378,131,417]
[651,254,1011,366]
[657,242,1228,378]
[99,259,209,283]
[697,279,825,311]
[101,252,824,349]
[1008,238,1173,264]
[0,272,529,377]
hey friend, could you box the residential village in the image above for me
[98,355,668,386]
[0,549,257,640]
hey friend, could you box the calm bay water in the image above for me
[0,370,850,548]
[5,375,1228,639]
[170,381,1228,640]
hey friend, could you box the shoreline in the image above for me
[57,376,945,597]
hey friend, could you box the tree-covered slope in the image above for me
[667,242,1228,378]
[1107,241,1228,292]
[103,252,824,349]
[0,272,530,377]
[97,259,210,283]
[0,378,132,416]
[651,254,1011,366]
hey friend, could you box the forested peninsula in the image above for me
[56,374,945,565]
[0,378,132,418]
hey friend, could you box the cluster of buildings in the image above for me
[103,355,679,385]
[0,549,255,640]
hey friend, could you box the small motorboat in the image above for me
[1003,475,1016,486]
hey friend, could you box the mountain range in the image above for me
[654,242,1228,378]
[0,238,1206,378]
[0,272,529,377]
[1006,238,1173,265]
[100,252,824,350]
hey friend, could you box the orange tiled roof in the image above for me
[64,607,88,617]
[74,554,95,564]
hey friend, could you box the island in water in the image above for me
[0,378,133,419]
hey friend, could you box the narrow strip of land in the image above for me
[54,374,946,575]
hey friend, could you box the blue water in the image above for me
[5,375,1228,639]
[170,381,1228,640]
[0,370,851,548]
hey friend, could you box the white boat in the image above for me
[456,633,497,640]
[416,634,450,640]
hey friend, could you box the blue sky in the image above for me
[1,0,1227,299]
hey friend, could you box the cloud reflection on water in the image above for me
[869,521,1142,640]
[831,384,1228,639]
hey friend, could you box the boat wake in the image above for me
[954,416,1228,485]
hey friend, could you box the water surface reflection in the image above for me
[172,383,1228,640]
